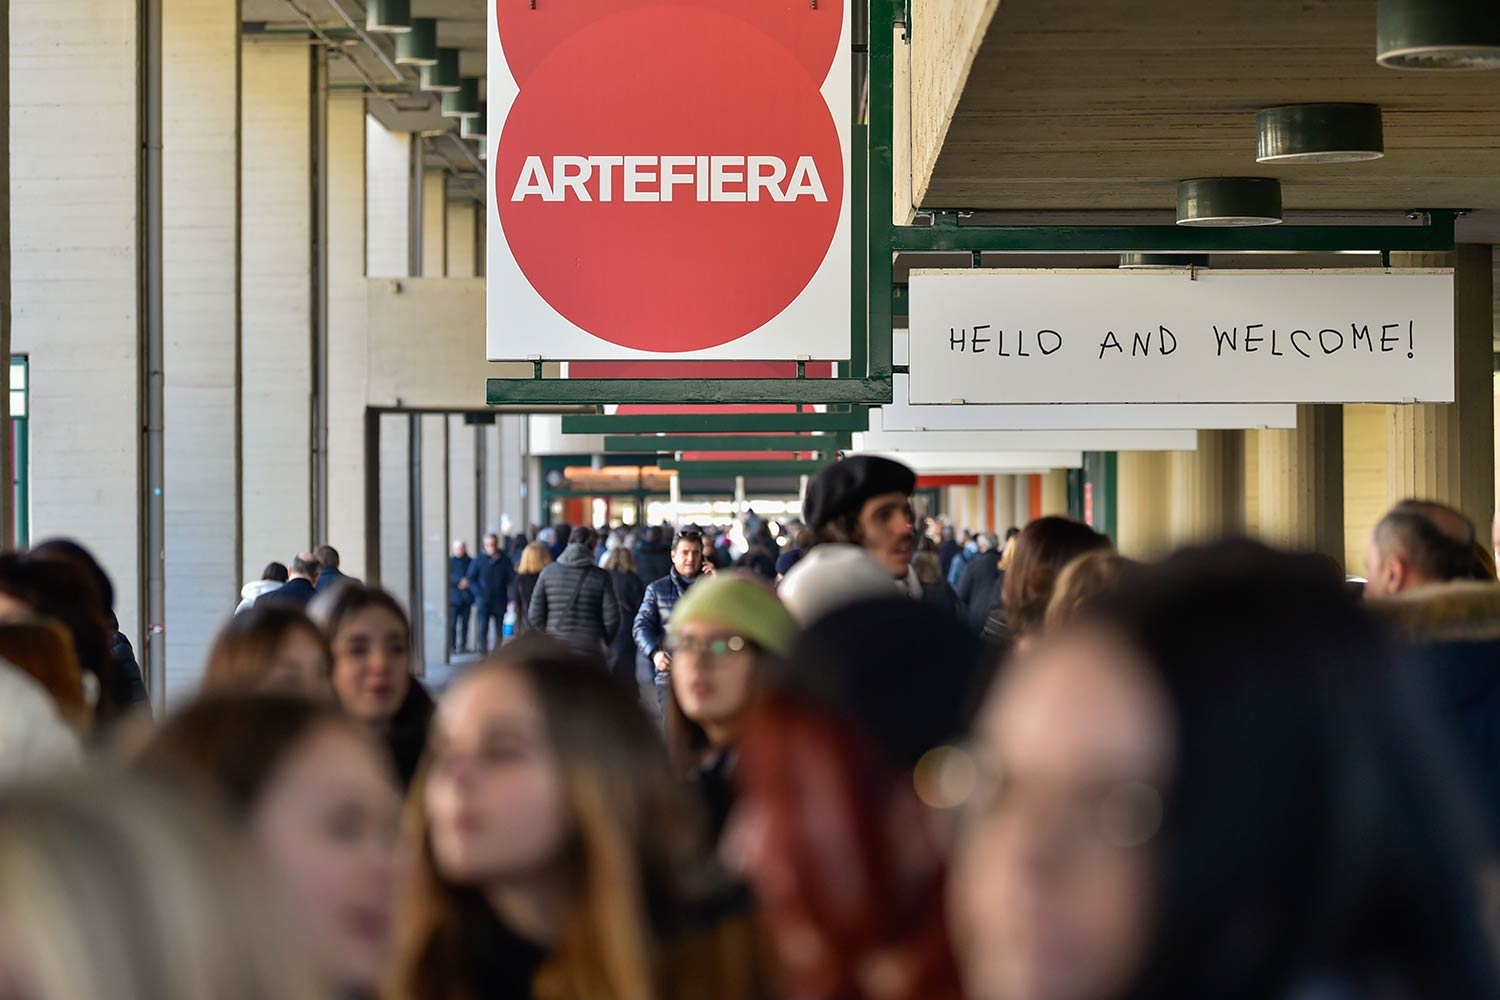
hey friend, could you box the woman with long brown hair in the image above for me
[202,603,332,697]
[982,516,1111,652]
[389,634,772,1000]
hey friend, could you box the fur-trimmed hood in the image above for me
[1368,581,1500,645]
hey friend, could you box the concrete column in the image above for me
[421,169,446,276]
[994,473,1017,533]
[1013,475,1032,526]
[240,39,313,576]
[1167,431,1245,545]
[487,421,505,535]
[1040,470,1069,517]
[366,120,411,277]
[448,415,478,551]
[1258,405,1344,564]
[1243,430,1261,536]
[1116,452,1170,559]
[326,95,370,578]
[419,415,448,670]
[1343,404,1389,571]
[1387,245,1495,535]
[447,200,477,277]
[161,0,239,695]
[12,0,143,638]
[499,415,527,533]
[379,413,411,613]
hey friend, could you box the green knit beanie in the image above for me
[666,571,798,657]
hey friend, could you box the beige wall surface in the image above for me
[910,0,999,205]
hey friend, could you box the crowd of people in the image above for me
[7,455,1500,999]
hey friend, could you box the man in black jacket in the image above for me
[467,533,516,654]
[257,552,320,609]
[528,527,620,655]
[956,532,1002,632]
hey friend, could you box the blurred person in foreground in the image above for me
[804,455,960,615]
[319,584,432,791]
[139,695,402,1000]
[727,597,988,1000]
[389,635,773,1000]
[951,542,1500,1000]
[202,603,331,697]
[0,773,329,1000]
[664,572,797,841]
[982,516,1111,653]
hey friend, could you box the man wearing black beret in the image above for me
[803,455,961,615]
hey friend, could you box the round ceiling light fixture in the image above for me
[461,101,486,141]
[1176,177,1283,227]
[1257,103,1384,163]
[422,48,461,93]
[442,78,481,119]
[1119,253,1212,269]
[1377,0,1500,70]
[395,18,438,66]
[365,0,411,33]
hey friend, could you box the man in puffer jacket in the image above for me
[527,527,620,656]
[633,529,712,715]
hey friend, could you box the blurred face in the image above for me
[263,629,331,698]
[669,620,759,744]
[453,542,467,558]
[251,725,403,995]
[425,670,572,886]
[330,608,410,722]
[950,629,1173,1000]
[484,536,500,557]
[857,491,916,577]
[672,539,705,578]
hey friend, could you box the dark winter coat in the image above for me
[608,569,648,684]
[956,551,1003,632]
[468,551,517,614]
[528,544,620,654]
[634,539,673,587]
[256,576,318,610]
[449,554,474,606]
[938,538,963,581]
[111,631,151,713]
[633,570,699,664]
[314,566,355,592]
[1370,581,1500,844]
[514,573,541,631]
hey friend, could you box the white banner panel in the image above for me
[488,2,852,361]
[849,450,1085,472]
[855,427,1197,452]
[880,376,1297,430]
[908,269,1454,405]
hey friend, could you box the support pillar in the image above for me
[499,415,526,533]
[1013,474,1032,526]
[1116,452,1170,559]
[1168,431,1245,545]
[994,474,1017,534]
[419,415,448,670]
[379,413,411,612]
[1040,469,1069,517]
[1257,405,1344,564]
[162,0,239,697]
[447,199,477,276]
[448,416,478,550]
[421,168,447,277]
[1386,246,1494,535]
[240,38,313,575]
[1342,404,1389,571]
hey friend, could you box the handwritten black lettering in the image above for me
[1159,327,1177,356]
[996,329,1010,357]
[1352,323,1373,352]
[971,324,991,354]
[1271,328,1284,357]
[1380,323,1399,354]
[1318,328,1343,354]
[1131,330,1150,356]
[1017,330,1031,358]
[1099,330,1123,359]
[949,327,964,352]
[1244,323,1264,353]
[1039,330,1063,356]
[1407,319,1414,359]
[1213,325,1237,356]
[1290,329,1311,358]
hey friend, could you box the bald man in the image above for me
[256,551,321,609]
[1363,500,1478,599]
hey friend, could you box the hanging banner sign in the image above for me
[854,427,1199,452]
[880,376,1297,431]
[907,269,1454,405]
[487,1,852,361]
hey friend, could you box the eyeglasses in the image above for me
[664,634,751,657]
[673,530,703,544]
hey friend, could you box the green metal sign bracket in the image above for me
[563,410,872,435]
[487,0,1462,410]
[603,433,852,453]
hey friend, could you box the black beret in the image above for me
[803,456,916,530]
[780,597,991,770]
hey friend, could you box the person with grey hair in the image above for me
[956,531,1003,633]
[1363,499,1478,599]
[449,540,474,655]
[256,552,321,610]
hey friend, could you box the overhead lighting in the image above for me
[1176,178,1283,227]
[421,48,461,93]
[442,78,481,119]
[395,17,438,66]
[461,101,486,141]
[1119,253,1211,269]
[365,0,411,33]
[1257,104,1384,163]
[1377,0,1500,70]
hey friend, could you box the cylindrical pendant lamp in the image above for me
[1257,104,1384,163]
[1176,178,1283,227]
[422,48,461,92]
[1377,0,1500,70]
[395,18,438,66]
[442,78,481,119]
[366,0,411,33]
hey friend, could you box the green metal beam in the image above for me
[488,377,891,406]
[603,434,851,453]
[563,410,871,435]
[662,459,835,478]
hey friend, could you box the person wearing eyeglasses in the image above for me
[633,527,715,718]
[661,572,797,840]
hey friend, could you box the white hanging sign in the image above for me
[907,269,1454,405]
[854,427,1198,452]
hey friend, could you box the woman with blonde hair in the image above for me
[390,634,772,1000]
[0,773,329,1000]
[1042,550,1141,632]
[514,542,554,633]
[202,603,332,697]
